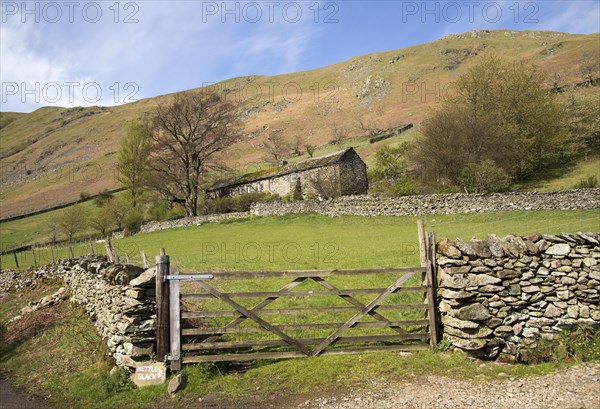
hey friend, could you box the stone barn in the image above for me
[207,147,368,199]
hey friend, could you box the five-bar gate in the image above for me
[155,230,439,369]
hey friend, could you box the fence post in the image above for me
[51,245,56,264]
[169,264,181,370]
[89,238,95,255]
[105,238,116,263]
[155,248,170,364]
[69,245,74,259]
[417,220,427,268]
[31,247,37,267]
[13,252,19,269]
[140,250,148,269]
[425,231,440,348]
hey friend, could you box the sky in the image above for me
[1,0,599,113]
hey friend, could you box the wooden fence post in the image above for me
[169,264,181,370]
[140,251,148,269]
[13,252,19,269]
[31,247,37,267]
[155,248,171,363]
[89,238,95,255]
[417,219,427,269]
[69,245,75,259]
[51,245,55,264]
[105,238,116,263]
[425,231,440,348]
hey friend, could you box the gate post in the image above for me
[155,248,170,363]
[169,267,182,370]
[425,232,441,347]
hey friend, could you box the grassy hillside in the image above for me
[1,30,599,218]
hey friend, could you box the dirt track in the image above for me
[0,378,46,409]
[294,363,600,409]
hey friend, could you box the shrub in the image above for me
[79,191,91,201]
[94,189,114,207]
[99,368,134,394]
[519,325,600,364]
[123,210,144,235]
[459,160,512,194]
[205,192,276,214]
[574,175,598,189]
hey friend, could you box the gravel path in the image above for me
[295,363,600,409]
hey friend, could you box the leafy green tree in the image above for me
[90,206,114,237]
[117,120,151,208]
[412,56,564,186]
[104,197,131,231]
[563,93,600,155]
[59,205,87,242]
[370,143,418,196]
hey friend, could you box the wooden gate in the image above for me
[155,230,439,369]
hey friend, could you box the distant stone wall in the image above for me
[137,189,599,234]
[57,256,157,367]
[251,189,600,217]
[436,232,600,362]
[140,212,248,234]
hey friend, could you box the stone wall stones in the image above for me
[139,189,599,234]
[57,256,157,367]
[253,189,600,217]
[437,232,600,362]
[139,212,248,234]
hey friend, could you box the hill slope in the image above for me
[1,29,599,217]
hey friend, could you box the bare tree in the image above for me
[580,53,599,85]
[304,144,317,157]
[551,72,562,93]
[146,92,242,216]
[262,129,290,163]
[292,135,304,156]
[354,116,383,137]
[330,123,350,145]
[307,171,341,199]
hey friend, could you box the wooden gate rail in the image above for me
[161,266,436,368]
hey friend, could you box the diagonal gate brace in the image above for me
[194,280,312,356]
[311,272,416,356]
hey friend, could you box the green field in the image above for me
[2,209,599,408]
[3,209,598,271]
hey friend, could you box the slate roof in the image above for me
[208,147,357,191]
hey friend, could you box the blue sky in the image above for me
[1,0,599,112]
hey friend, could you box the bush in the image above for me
[94,189,114,207]
[368,143,419,197]
[79,191,91,201]
[519,325,600,364]
[574,175,598,189]
[459,160,512,194]
[205,192,276,214]
[99,368,134,394]
[123,210,144,235]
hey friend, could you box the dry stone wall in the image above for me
[252,189,600,217]
[139,189,599,234]
[56,256,157,367]
[437,232,600,362]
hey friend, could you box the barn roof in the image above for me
[208,147,359,191]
